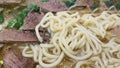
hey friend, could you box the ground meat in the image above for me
[3,46,36,68]
[36,0,68,12]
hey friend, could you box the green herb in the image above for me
[111,0,120,4]
[40,0,48,2]
[105,1,114,7]
[109,0,120,10]
[104,0,120,10]
[31,5,39,12]
[115,4,120,10]
[7,20,17,28]
[7,9,29,29]
[61,0,76,7]
[7,5,40,29]
[0,13,4,24]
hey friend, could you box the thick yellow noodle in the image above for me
[22,11,120,68]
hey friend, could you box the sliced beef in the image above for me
[23,10,44,30]
[36,0,68,12]
[0,0,4,4]
[0,65,3,68]
[0,29,38,43]
[3,46,36,68]
[0,29,50,43]
[0,0,21,4]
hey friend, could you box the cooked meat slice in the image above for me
[0,0,21,4]
[0,29,50,43]
[23,10,44,30]
[0,29,38,43]
[0,65,3,68]
[36,0,68,12]
[0,0,4,4]
[3,47,36,68]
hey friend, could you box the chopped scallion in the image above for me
[40,0,48,2]
[0,13,4,24]
[7,5,40,29]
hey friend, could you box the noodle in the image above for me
[22,11,120,68]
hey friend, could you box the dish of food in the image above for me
[0,0,120,68]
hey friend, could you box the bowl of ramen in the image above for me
[0,0,120,68]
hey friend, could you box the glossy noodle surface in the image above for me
[22,11,120,68]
